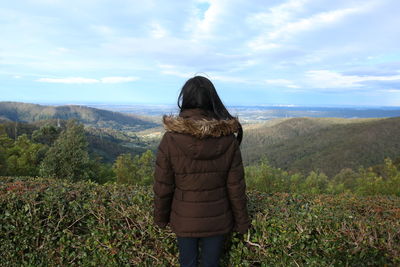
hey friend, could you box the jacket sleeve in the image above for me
[227,139,251,234]
[152,133,175,229]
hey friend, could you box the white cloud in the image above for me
[268,6,368,41]
[100,76,139,83]
[265,79,299,88]
[305,70,400,89]
[248,0,309,28]
[91,25,114,36]
[190,0,220,36]
[159,64,194,77]
[37,77,99,84]
[36,76,138,84]
[159,64,249,83]
[247,1,376,51]
[149,22,168,39]
[378,89,400,93]
[212,74,248,83]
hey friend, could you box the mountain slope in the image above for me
[241,117,400,176]
[0,101,158,131]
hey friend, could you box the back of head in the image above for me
[177,75,243,145]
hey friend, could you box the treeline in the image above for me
[245,156,400,196]
[1,119,399,196]
[0,119,154,185]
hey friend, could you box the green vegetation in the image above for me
[0,119,152,164]
[0,119,156,185]
[1,119,400,196]
[112,150,155,186]
[245,157,400,196]
[241,117,400,177]
[1,177,399,266]
[39,119,92,182]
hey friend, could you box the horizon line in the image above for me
[1,100,400,109]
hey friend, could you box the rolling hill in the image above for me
[0,101,159,131]
[241,117,400,177]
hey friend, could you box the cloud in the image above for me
[378,89,400,93]
[36,76,138,84]
[100,76,139,83]
[36,77,99,84]
[247,1,375,51]
[265,79,299,88]
[305,70,400,89]
[268,6,369,41]
[149,22,168,39]
[159,64,249,83]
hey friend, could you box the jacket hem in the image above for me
[173,227,233,238]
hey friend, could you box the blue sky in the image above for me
[1,0,400,106]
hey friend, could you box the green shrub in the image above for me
[1,176,399,266]
[245,157,400,196]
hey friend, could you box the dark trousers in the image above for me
[176,234,226,267]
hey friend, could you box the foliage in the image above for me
[39,119,92,182]
[32,124,61,146]
[6,134,47,177]
[112,150,155,186]
[0,119,151,165]
[245,156,400,197]
[0,129,14,176]
[0,176,399,266]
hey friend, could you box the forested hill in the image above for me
[241,117,400,177]
[0,101,158,131]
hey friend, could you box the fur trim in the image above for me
[162,115,239,138]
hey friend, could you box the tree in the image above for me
[87,154,116,184]
[32,124,61,146]
[6,134,46,176]
[137,150,155,185]
[0,128,14,175]
[112,150,155,185]
[113,153,137,185]
[39,119,91,182]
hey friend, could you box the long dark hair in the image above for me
[177,75,243,145]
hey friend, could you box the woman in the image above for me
[153,75,251,267]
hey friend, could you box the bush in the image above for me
[1,176,399,266]
[245,157,400,196]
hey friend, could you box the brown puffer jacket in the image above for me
[152,108,251,237]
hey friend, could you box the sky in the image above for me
[1,0,400,106]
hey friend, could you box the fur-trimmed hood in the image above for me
[162,108,240,139]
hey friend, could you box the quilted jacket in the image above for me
[152,107,251,237]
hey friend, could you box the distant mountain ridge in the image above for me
[0,101,158,131]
